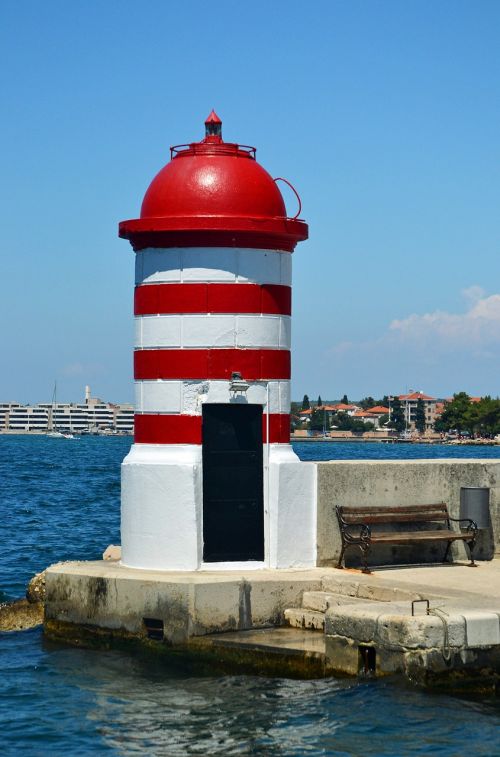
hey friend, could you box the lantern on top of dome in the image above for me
[204,109,222,140]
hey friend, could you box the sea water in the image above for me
[2,435,500,755]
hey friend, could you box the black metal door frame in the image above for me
[202,403,264,562]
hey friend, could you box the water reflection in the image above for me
[40,638,500,756]
[2,625,500,755]
[39,639,349,755]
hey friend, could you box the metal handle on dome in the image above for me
[274,177,302,220]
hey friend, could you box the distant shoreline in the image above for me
[0,430,133,437]
[2,431,498,448]
[291,436,500,446]
[292,436,400,443]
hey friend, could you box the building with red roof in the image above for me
[395,391,437,431]
[330,403,359,415]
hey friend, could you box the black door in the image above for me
[202,404,264,562]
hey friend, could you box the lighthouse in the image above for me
[119,113,317,571]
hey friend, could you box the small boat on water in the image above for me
[45,382,76,439]
[46,430,76,439]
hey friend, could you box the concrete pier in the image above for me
[43,558,500,690]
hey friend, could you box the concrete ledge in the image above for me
[463,611,500,647]
[44,561,325,644]
[325,602,500,652]
[375,612,466,650]
[325,602,394,643]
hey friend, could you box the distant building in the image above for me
[434,401,445,421]
[367,405,390,415]
[1,387,134,434]
[298,402,360,424]
[0,403,22,430]
[330,403,359,416]
[298,408,313,419]
[396,392,437,431]
[351,410,377,421]
[352,405,389,428]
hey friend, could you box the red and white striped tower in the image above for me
[119,113,317,570]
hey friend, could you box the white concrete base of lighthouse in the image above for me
[121,444,317,571]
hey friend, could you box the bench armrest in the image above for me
[340,522,372,544]
[449,517,478,534]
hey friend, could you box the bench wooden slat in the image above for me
[339,504,449,525]
[340,504,448,514]
[342,512,448,524]
[370,530,473,544]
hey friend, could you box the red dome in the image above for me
[119,114,308,252]
[141,150,287,220]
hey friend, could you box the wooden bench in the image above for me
[335,503,478,574]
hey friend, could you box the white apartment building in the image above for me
[2,387,134,434]
[0,403,22,430]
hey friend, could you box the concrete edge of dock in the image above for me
[36,558,500,692]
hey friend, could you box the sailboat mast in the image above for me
[47,381,57,432]
[53,381,57,432]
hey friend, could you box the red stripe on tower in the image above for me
[134,283,291,316]
[134,349,290,381]
[134,413,291,444]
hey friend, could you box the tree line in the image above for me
[294,393,391,433]
[295,391,500,437]
[299,394,389,411]
[435,393,500,437]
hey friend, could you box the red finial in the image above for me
[204,110,222,140]
[205,109,222,125]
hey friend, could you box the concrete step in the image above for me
[302,591,371,612]
[284,608,325,631]
[191,628,326,678]
[289,580,430,633]
[321,576,425,603]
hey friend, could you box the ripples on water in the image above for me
[0,435,122,600]
[2,436,500,755]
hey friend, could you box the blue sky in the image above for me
[1,0,499,403]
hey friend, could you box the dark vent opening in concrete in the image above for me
[359,645,376,676]
[143,617,164,641]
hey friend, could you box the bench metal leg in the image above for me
[443,541,452,563]
[337,544,346,569]
[360,543,371,574]
[337,543,372,573]
[466,538,477,567]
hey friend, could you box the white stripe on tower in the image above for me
[134,315,291,349]
[135,380,291,414]
[136,247,292,285]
